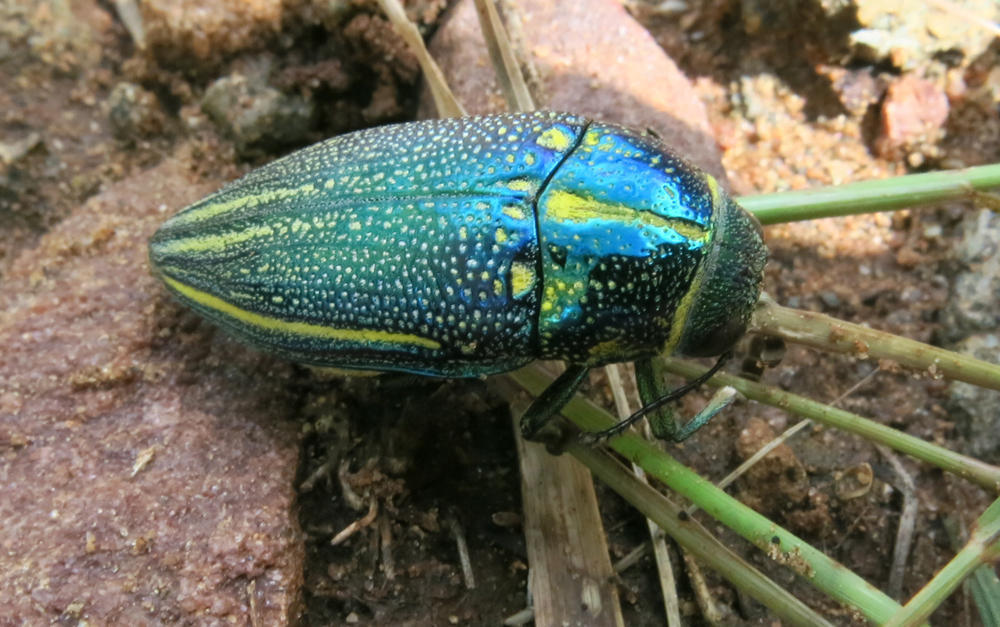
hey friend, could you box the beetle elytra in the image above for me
[149,111,767,440]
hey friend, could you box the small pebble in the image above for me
[819,291,840,309]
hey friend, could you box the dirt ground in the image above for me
[2,0,999,625]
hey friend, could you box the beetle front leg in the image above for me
[635,358,677,439]
[665,385,739,441]
[636,358,737,442]
[519,365,589,444]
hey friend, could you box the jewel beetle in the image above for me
[149,111,767,441]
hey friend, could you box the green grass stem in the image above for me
[739,164,1000,224]
[508,365,904,624]
[753,297,1000,393]
[659,357,1000,492]
[567,444,836,627]
[885,497,1000,626]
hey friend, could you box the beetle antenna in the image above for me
[581,352,731,443]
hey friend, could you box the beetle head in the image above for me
[677,197,767,357]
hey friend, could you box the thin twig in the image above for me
[605,363,683,626]
[331,499,378,546]
[377,0,465,118]
[681,552,724,624]
[470,0,621,621]
[299,455,337,493]
[613,540,650,573]
[502,606,534,626]
[338,459,365,511]
[112,0,145,49]
[878,445,919,600]
[449,515,476,589]
[379,514,396,581]
[472,0,535,111]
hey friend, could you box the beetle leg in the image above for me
[636,357,738,441]
[520,364,589,442]
[660,386,738,441]
[634,357,677,438]
[583,353,731,443]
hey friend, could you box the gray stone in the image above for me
[202,67,315,157]
[949,334,1000,460]
[943,210,1000,341]
[107,82,165,140]
[944,208,1000,458]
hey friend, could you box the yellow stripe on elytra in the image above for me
[543,190,709,242]
[502,178,534,193]
[309,366,383,377]
[510,262,536,298]
[535,126,573,152]
[662,179,723,354]
[153,223,277,255]
[662,267,704,355]
[502,205,526,220]
[161,275,442,350]
[704,174,722,210]
[166,183,318,227]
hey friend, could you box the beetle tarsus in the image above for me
[537,422,576,455]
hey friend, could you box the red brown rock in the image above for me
[876,74,949,162]
[0,154,303,623]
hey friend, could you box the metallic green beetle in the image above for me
[149,111,767,441]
